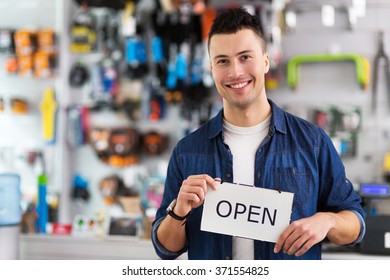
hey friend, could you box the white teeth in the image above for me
[230,82,248,89]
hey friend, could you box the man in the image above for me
[151,7,365,260]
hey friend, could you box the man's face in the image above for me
[209,29,270,111]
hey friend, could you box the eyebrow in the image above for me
[212,50,254,62]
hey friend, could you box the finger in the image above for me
[178,191,202,204]
[283,226,318,256]
[282,229,305,254]
[274,225,294,253]
[179,183,207,201]
[197,174,219,191]
[181,178,205,194]
[176,184,198,205]
[294,238,316,257]
[210,177,222,191]
[188,174,214,181]
[189,175,217,193]
[286,235,307,255]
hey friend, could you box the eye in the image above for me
[240,54,251,61]
[216,58,228,65]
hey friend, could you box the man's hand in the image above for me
[175,174,219,217]
[156,174,220,253]
[273,212,333,257]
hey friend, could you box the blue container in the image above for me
[37,174,47,233]
[0,173,21,226]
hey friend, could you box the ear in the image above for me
[264,53,270,74]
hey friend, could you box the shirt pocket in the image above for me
[273,167,310,209]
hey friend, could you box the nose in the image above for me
[227,60,244,78]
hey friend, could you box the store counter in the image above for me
[322,242,390,260]
[19,234,159,260]
[19,234,390,260]
[322,252,390,260]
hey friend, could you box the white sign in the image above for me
[385,232,390,249]
[201,182,294,243]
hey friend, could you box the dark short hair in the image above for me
[207,7,266,52]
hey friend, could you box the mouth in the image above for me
[226,80,251,89]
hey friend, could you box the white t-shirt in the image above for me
[223,115,271,260]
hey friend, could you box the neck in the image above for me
[223,99,272,127]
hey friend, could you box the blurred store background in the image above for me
[1,0,390,259]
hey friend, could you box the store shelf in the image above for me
[19,234,159,260]
[0,114,42,147]
[0,0,57,28]
[0,114,40,126]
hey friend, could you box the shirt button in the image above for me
[224,256,231,260]
[226,173,231,178]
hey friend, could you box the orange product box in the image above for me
[17,55,33,77]
[34,51,52,78]
[14,29,36,56]
[37,28,55,54]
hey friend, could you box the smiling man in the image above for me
[151,7,365,260]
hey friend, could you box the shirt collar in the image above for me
[207,99,287,139]
[268,99,287,135]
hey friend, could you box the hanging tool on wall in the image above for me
[37,172,48,233]
[287,53,370,90]
[283,0,366,32]
[371,30,390,114]
[69,3,97,53]
[39,88,58,145]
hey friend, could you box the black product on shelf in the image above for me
[69,62,90,87]
[0,29,15,53]
[74,0,127,10]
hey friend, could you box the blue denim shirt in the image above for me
[152,100,366,260]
